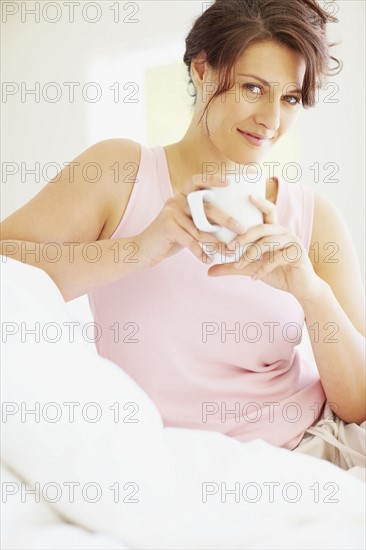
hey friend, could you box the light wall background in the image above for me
[1,1,365,354]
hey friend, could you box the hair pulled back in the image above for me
[183,0,342,117]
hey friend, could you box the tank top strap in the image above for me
[110,142,167,239]
[151,146,174,202]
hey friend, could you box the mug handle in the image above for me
[187,190,220,232]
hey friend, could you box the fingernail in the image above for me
[236,222,246,233]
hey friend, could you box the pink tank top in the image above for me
[88,143,326,450]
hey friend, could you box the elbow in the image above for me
[333,399,366,425]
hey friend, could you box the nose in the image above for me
[253,98,281,135]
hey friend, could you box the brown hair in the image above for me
[183,0,342,122]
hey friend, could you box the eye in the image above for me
[241,83,262,95]
[284,95,302,106]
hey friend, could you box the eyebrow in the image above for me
[238,73,303,94]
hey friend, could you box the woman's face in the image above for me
[195,40,306,164]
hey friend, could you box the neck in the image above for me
[168,124,239,175]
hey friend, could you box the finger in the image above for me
[235,237,303,270]
[174,214,218,263]
[176,211,225,245]
[169,196,225,246]
[249,195,278,224]
[177,192,247,237]
[203,203,247,235]
[234,234,293,265]
[249,250,288,280]
[207,262,239,277]
[226,224,288,250]
[175,220,213,264]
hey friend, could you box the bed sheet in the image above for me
[1,256,365,550]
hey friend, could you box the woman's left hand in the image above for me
[207,195,321,302]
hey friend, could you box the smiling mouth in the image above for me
[237,128,272,145]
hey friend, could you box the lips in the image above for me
[238,129,272,140]
[237,128,272,146]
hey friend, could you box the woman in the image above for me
[1,0,365,471]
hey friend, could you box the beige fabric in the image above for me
[293,401,366,482]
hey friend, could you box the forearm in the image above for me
[298,277,366,424]
[0,237,146,302]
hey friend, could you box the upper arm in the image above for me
[310,191,365,336]
[0,138,140,244]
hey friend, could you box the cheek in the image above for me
[207,94,256,135]
[281,108,300,131]
[207,103,234,131]
[212,93,250,120]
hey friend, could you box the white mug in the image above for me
[187,170,266,264]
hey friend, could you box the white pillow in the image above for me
[1,257,365,550]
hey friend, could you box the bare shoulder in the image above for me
[88,137,140,170]
[0,138,141,245]
[310,191,365,336]
[310,191,356,264]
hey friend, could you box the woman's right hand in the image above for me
[134,174,247,269]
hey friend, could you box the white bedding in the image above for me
[1,256,365,549]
